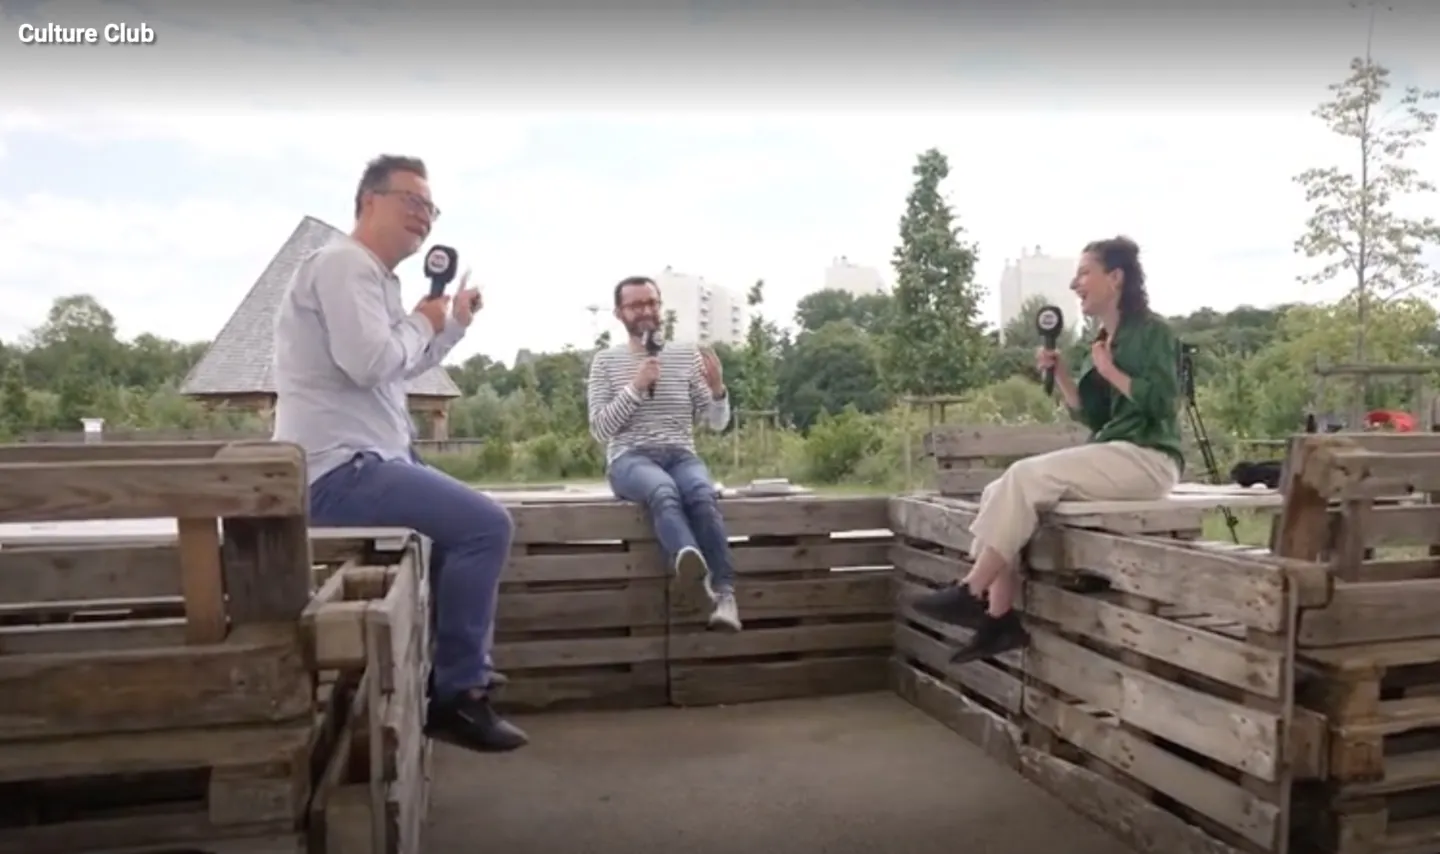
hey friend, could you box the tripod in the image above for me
[1179,344,1241,544]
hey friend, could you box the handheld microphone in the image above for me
[642,329,663,399]
[1034,305,1065,396]
[423,245,458,299]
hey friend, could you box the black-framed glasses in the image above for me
[623,298,661,312]
[375,189,441,221]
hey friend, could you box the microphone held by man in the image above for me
[639,329,664,399]
[414,244,481,333]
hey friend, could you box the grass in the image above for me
[1200,509,1274,547]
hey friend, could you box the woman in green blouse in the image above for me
[912,236,1184,663]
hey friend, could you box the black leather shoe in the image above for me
[425,691,529,753]
[910,584,986,628]
[950,611,1028,664]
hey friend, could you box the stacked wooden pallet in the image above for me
[890,424,1311,854]
[494,495,895,711]
[1276,434,1440,854]
[0,441,315,854]
[302,530,433,854]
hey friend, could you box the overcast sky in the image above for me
[2,0,1438,364]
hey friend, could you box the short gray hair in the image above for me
[353,154,427,218]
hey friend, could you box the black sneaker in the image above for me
[425,691,529,753]
[910,585,987,627]
[950,611,1028,664]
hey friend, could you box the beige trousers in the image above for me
[970,441,1179,563]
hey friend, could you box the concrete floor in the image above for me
[427,692,1138,854]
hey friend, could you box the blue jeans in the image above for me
[310,452,513,701]
[607,447,735,593]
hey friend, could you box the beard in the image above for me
[624,317,658,338]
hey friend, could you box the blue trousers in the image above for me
[607,447,735,592]
[310,452,513,700]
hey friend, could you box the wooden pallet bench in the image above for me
[495,495,894,711]
[1276,434,1440,854]
[0,440,314,854]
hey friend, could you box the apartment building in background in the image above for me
[996,246,1079,343]
[654,267,746,347]
[823,256,888,297]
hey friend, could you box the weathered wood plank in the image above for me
[1023,580,1285,698]
[893,623,1022,712]
[0,543,182,603]
[1018,742,1245,854]
[890,661,1022,768]
[935,467,1005,495]
[0,624,311,740]
[509,495,889,543]
[1026,628,1283,781]
[0,441,227,464]
[1030,528,1288,632]
[0,452,308,523]
[0,619,187,655]
[670,573,892,625]
[177,516,227,644]
[493,634,666,670]
[1298,578,1440,647]
[503,538,892,584]
[669,655,888,706]
[1025,690,1281,850]
[499,584,668,633]
[221,516,314,626]
[925,423,1090,458]
[668,621,892,661]
[1302,446,1440,498]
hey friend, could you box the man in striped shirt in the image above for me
[587,276,742,631]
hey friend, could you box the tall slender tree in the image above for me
[881,148,989,397]
[1294,50,1439,370]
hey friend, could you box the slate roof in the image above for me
[181,216,461,399]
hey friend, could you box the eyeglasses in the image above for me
[375,189,441,221]
[622,299,661,312]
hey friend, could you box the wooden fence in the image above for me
[21,429,1440,854]
[1276,434,1440,854]
[889,425,1440,854]
[20,429,480,458]
[0,440,317,854]
[495,496,895,711]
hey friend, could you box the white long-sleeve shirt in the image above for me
[586,343,731,464]
[272,236,465,483]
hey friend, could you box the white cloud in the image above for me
[5,104,1440,365]
[3,0,1439,364]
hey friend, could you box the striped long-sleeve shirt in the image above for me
[586,343,732,464]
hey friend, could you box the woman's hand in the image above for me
[1090,337,1117,379]
[1035,347,1071,382]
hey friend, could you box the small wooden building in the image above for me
[180,216,461,439]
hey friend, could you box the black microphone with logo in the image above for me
[1034,304,1065,396]
[424,245,458,299]
[641,328,663,399]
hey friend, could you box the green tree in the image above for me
[734,279,779,413]
[1294,56,1440,376]
[794,288,894,337]
[881,148,989,396]
[0,359,30,438]
[663,309,678,341]
[777,320,888,430]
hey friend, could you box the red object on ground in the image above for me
[1366,409,1417,432]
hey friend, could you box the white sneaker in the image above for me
[675,546,707,587]
[708,590,742,632]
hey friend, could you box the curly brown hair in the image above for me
[1083,236,1149,319]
